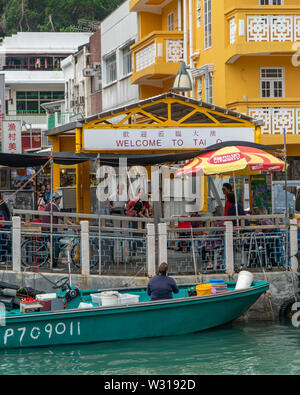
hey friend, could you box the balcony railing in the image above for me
[5,112,47,127]
[248,107,300,135]
[229,13,300,45]
[131,31,184,84]
[47,112,75,129]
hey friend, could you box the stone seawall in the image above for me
[0,270,299,322]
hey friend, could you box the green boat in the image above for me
[0,280,269,349]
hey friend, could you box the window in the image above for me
[260,68,285,98]
[16,91,65,114]
[205,73,213,104]
[168,12,174,31]
[105,53,117,84]
[259,0,283,4]
[204,0,212,49]
[197,0,201,27]
[122,44,132,76]
[3,55,65,71]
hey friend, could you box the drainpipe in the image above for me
[178,0,182,31]
[83,45,89,118]
[188,0,194,98]
[183,0,188,65]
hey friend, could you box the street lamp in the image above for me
[171,61,192,92]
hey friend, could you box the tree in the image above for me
[0,0,124,37]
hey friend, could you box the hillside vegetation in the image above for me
[0,0,124,37]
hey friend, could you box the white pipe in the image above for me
[189,0,195,98]
[183,0,188,65]
[178,0,182,31]
[83,46,89,118]
[189,0,193,64]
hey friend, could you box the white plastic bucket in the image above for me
[235,271,254,290]
[100,291,119,306]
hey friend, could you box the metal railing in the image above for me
[13,209,153,276]
[2,210,297,276]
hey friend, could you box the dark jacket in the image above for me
[147,275,179,301]
[228,203,249,226]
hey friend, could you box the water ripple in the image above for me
[0,322,299,375]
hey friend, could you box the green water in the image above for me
[0,322,299,375]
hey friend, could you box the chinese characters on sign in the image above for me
[2,121,22,154]
[83,127,255,151]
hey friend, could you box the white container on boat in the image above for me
[91,293,102,306]
[36,293,57,301]
[78,302,94,309]
[100,291,119,306]
[118,293,139,305]
[235,271,254,290]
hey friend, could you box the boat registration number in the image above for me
[2,321,81,346]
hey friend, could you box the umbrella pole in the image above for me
[233,171,239,227]
[283,128,289,266]
[50,149,53,271]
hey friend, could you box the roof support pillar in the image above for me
[76,161,91,213]
[51,135,61,193]
[75,127,82,153]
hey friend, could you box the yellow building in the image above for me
[130,0,300,164]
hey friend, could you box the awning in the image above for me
[0,141,278,168]
[0,150,204,168]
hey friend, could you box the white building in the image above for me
[101,0,139,111]
[0,32,91,150]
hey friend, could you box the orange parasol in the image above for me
[176,145,285,225]
[176,145,285,177]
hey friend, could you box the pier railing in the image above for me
[0,211,297,276]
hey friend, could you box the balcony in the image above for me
[131,31,184,86]
[248,106,300,135]
[47,112,75,130]
[130,0,173,13]
[225,9,300,63]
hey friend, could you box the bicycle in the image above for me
[21,232,99,270]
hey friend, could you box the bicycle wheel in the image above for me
[70,239,98,269]
[21,237,49,268]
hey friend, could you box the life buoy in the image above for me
[279,297,299,323]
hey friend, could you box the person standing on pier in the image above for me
[222,183,233,216]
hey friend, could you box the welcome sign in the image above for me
[83,127,255,151]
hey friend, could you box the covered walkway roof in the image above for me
[45,92,263,137]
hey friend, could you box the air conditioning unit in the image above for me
[92,62,101,72]
[83,68,95,77]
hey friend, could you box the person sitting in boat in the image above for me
[147,262,179,301]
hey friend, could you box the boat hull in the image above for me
[0,281,269,349]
